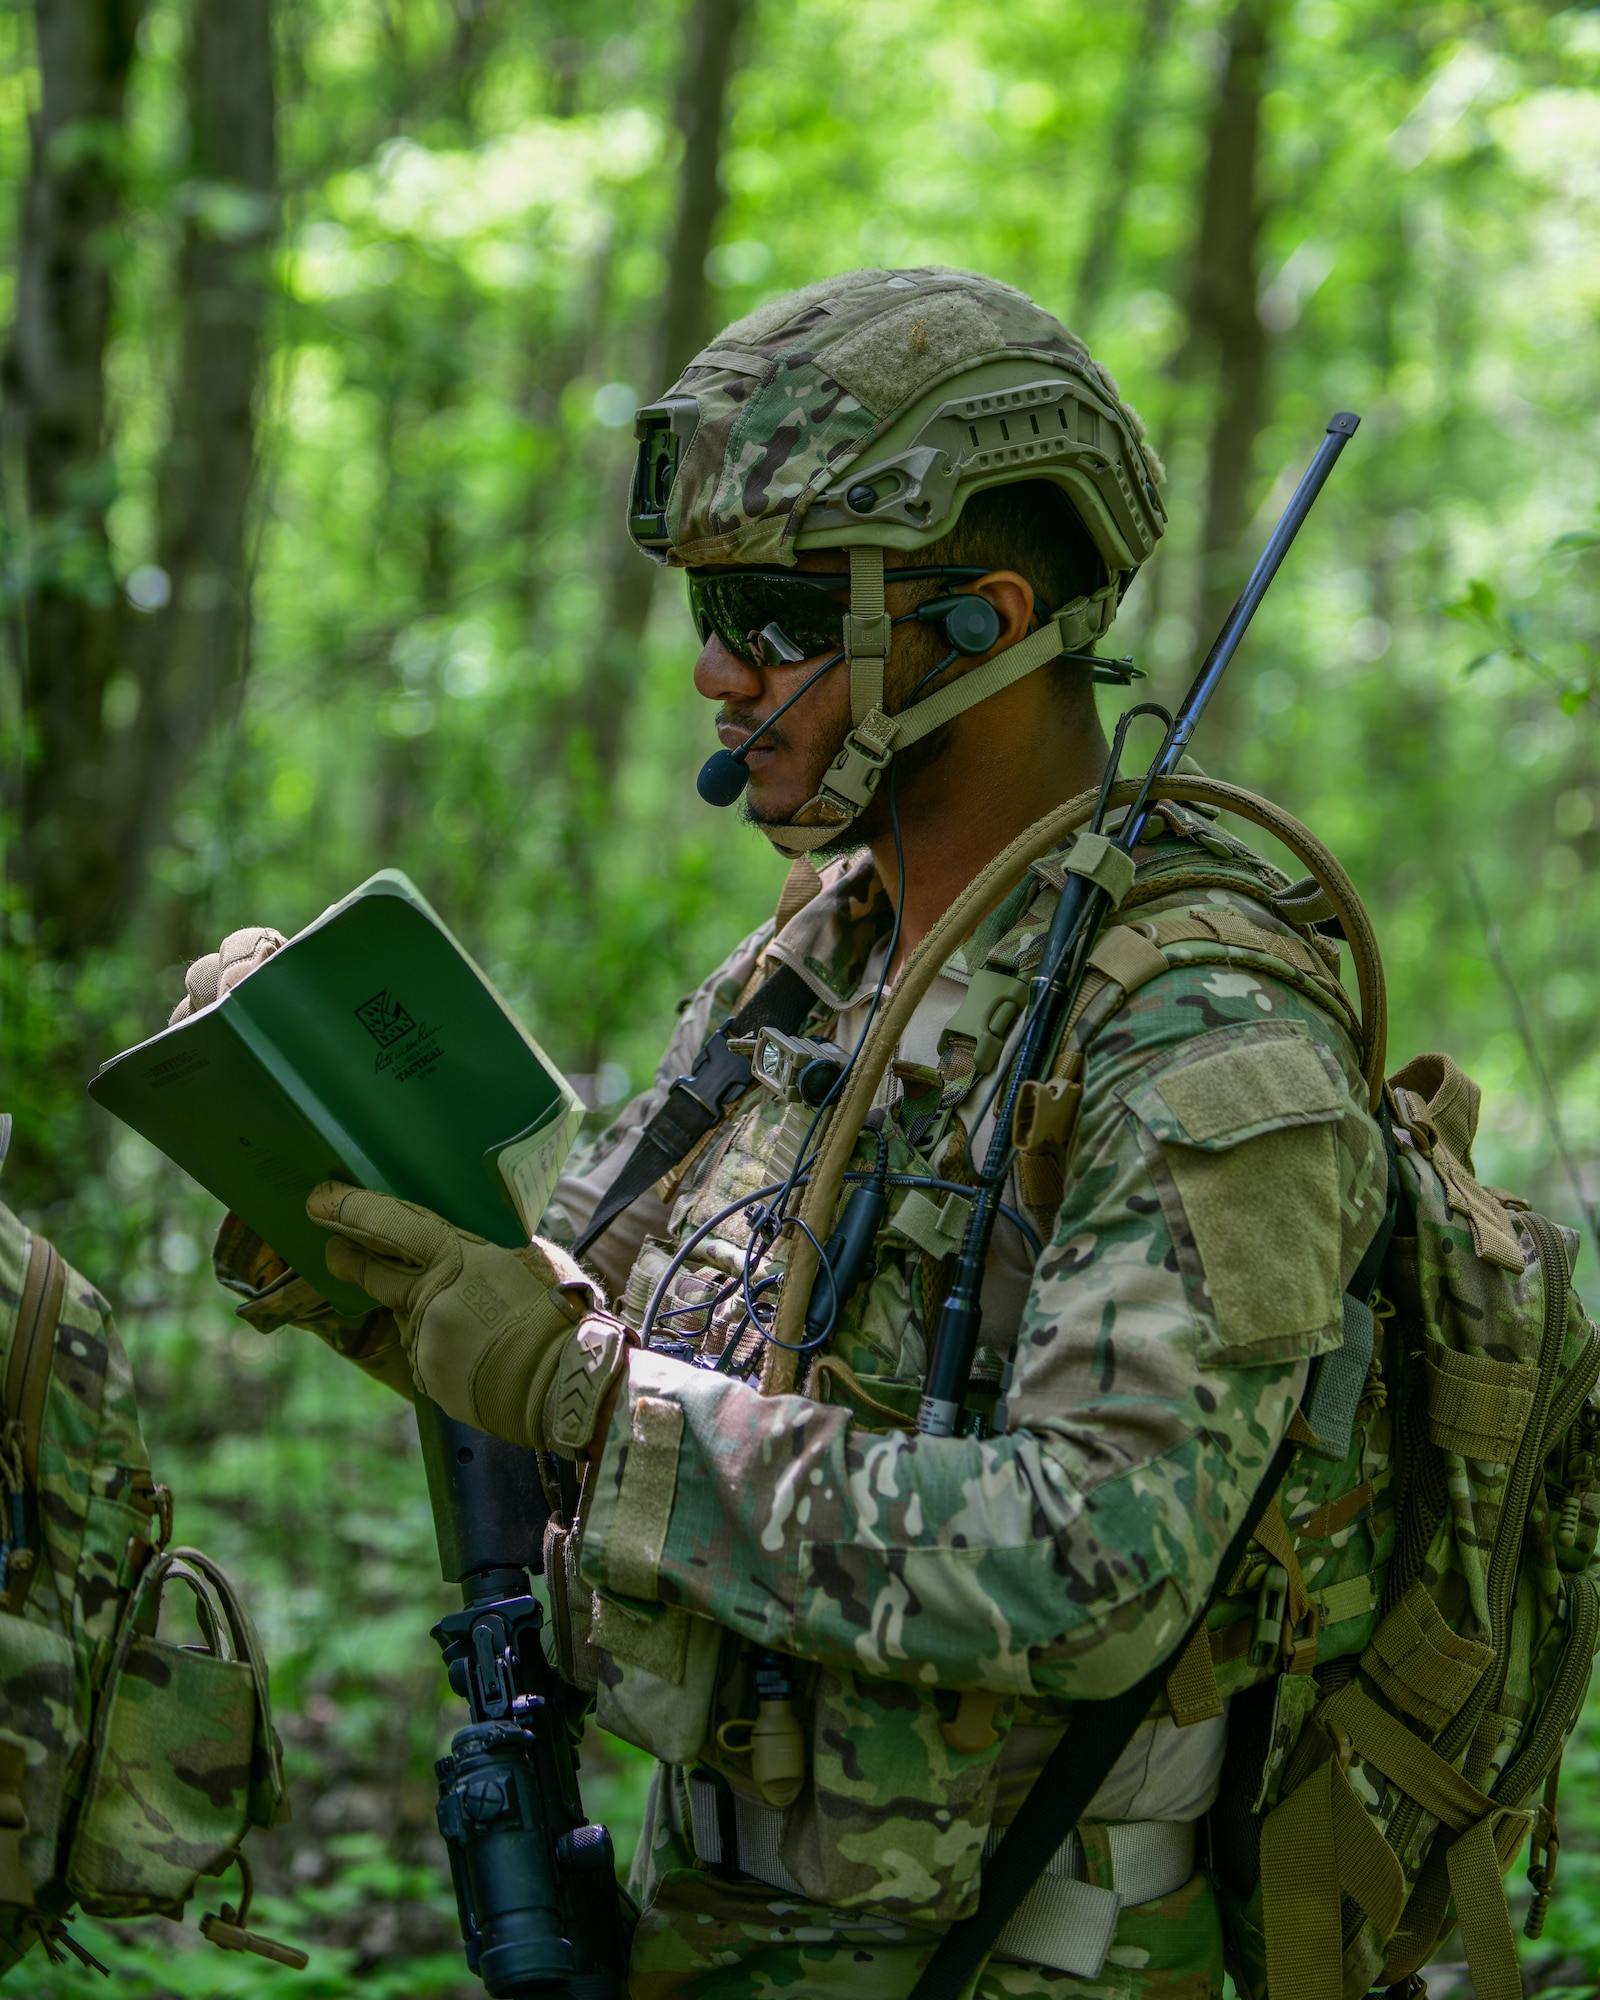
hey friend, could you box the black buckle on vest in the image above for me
[672,1031,755,1120]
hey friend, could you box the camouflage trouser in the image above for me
[626,1864,1225,1999]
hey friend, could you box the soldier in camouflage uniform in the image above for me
[200,269,1387,1997]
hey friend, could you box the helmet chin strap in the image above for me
[758,544,1116,861]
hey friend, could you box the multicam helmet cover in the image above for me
[631,267,1167,855]
[629,265,1165,597]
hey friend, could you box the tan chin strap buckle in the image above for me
[822,710,898,809]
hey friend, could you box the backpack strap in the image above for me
[1,1234,66,1611]
[1149,778,1387,1106]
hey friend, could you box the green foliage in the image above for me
[3,0,1600,1988]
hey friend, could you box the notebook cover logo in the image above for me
[355,989,417,1049]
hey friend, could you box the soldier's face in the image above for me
[693,638,852,830]
[691,555,948,834]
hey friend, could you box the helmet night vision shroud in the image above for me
[628,265,1167,854]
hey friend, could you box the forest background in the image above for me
[1,0,1599,1991]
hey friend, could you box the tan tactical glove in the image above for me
[306,1182,624,1450]
[170,926,287,1024]
[213,1211,416,1400]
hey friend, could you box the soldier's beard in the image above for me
[737,722,955,859]
[728,630,958,852]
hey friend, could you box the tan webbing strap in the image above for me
[1359,1581,1493,1733]
[1164,1619,1224,1727]
[1252,1500,1318,1672]
[1447,1818,1525,2000]
[1390,1074,1526,1273]
[1086,923,1169,993]
[1381,1807,1527,1996]
[1390,1051,1482,1165]
[846,546,888,722]
[1059,923,1172,1040]
[1422,1340,1535,1464]
[1319,1683,1527,2000]
[772,857,825,936]
[1285,1406,1323,1451]
[1061,899,1358,1051]
[1295,1480,1373,1541]
[1261,1751,1406,2000]
[1142,907,1355,1026]
[1319,1681,1493,1831]
[889,614,1079,749]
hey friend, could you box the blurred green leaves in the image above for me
[4,0,1600,1986]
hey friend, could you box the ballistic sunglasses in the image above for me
[687,566,992,667]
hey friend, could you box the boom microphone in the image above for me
[695,747,754,807]
[695,635,844,807]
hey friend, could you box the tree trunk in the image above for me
[659,0,744,385]
[4,0,276,959]
[572,0,745,789]
[1071,0,1176,334]
[119,0,278,935]
[553,0,747,1067]
[1182,0,1276,737]
[4,0,146,955]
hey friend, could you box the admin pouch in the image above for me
[0,1192,294,1979]
[1014,783,1600,2000]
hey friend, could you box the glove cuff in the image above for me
[544,1316,631,1460]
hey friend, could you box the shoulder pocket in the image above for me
[1124,1023,1346,1367]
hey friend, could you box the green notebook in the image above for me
[90,871,584,1317]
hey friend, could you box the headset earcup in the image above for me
[942,596,1002,656]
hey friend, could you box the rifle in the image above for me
[416,1398,630,1999]
[917,409,1362,1436]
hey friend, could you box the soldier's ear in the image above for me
[967,571,1035,654]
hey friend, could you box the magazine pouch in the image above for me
[67,1547,285,1917]
[592,1589,721,1765]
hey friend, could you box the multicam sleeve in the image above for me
[578,963,1388,1697]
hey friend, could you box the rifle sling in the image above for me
[574,963,816,1259]
[907,1434,1296,2000]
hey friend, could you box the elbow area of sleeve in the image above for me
[580,1356,1300,1696]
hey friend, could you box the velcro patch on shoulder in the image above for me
[1124,1024,1350,1364]
[1128,1023,1342,1151]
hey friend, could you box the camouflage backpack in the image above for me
[1204,1041,1599,2000]
[1026,782,1600,2000]
[0,1177,293,1978]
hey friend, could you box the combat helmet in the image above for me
[629,266,1166,855]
